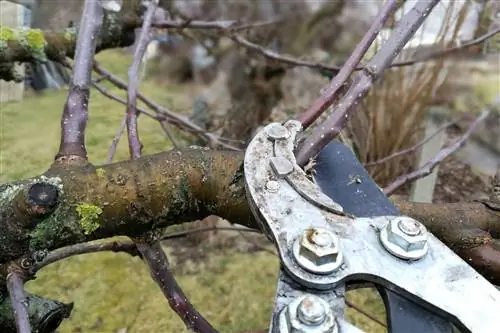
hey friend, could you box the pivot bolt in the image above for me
[293,228,343,275]
[268,124,290,140]
[266,180,280,192]
[379,216,429,260]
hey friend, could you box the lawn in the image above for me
[0,49,386,333]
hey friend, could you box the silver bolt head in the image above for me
[293,228,343,274]
[268,124,290,140]
[297,296,326,325]
[380,217,429,260]
[270,156,294,178]
[279,295,338,333]
[266,180,280,192]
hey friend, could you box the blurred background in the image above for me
[0,0,499,332]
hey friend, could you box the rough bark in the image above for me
[0,0,142,80]
[0,149,253,271]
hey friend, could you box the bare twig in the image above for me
[297,0,399,128]
[388,26,500,68]
[345,298,386,328]
[56,0,103,160]
[231,23,499,77]
[126,0,158,159]
[30,226,261,273]
[93,63,240,150]
[106,115,127,163]
[6,270,31,333]
[384,109,490,195]
[134,241,218,333]
[32,240,141,273]
[153,17,282,31]
[296,0,441,166]
[365,119,457,167]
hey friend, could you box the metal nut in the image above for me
[292,228,343,274]
[379,216,429,260]
[268,124,290,140]
[279,294,338,333]
[266,180,280,192]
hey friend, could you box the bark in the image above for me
[1,148,500,281]
[0,149,253,270]
[0,0,142,80]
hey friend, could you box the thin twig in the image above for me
[297,0,399,128]
[6,270,31,333]
[32,240,141,273]
[30,226,261,273]
[231,26,500,76]
[106,115,127,163]
[384,109,490,195]
[388,26,500,68]
[365,119,457,167]
[56,0,103,160]
[345,298,386,328]
[295,0,441,166]
[126,0,158,159]
[93,63,240,150]
[153,17,282,31]
[134,241,219,333]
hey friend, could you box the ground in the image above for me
[0,49,493,333]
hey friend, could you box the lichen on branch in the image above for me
[0,149,254,265]
[0,0,143,81]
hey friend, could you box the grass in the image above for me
[0,49,386,332]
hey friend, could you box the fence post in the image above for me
[410,106,448,203]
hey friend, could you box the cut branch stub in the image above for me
[0,290,73,333]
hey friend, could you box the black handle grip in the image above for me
[313,141,453,333]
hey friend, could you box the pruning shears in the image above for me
[243,120,500,333]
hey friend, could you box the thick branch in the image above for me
[0,4,140,71]
[0,149,254,265]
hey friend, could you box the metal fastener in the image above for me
[279,294,338,333]
[266,180,280,192]
[292,228,343,275]
[271,156,294,178]
[268,124,290,140]
[379,216,429,260]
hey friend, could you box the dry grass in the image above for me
[347,1,472,187]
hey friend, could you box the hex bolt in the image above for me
[278,294,338,333]
[268,124,290,140]
[297,295,327,325]
[292,228,343,275]
[266,180,280,192]
[379,216,429,260]
[397,218,421,236]
[270,156,294,178]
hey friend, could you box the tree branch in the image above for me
[126,0,158,159]
[297,0,399,128]
[134,240,218,333]
[295,0,441,166]
[56,0,103,161]
[384,108,490,195]
[6,270,31,333]
[0,2,140,72]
